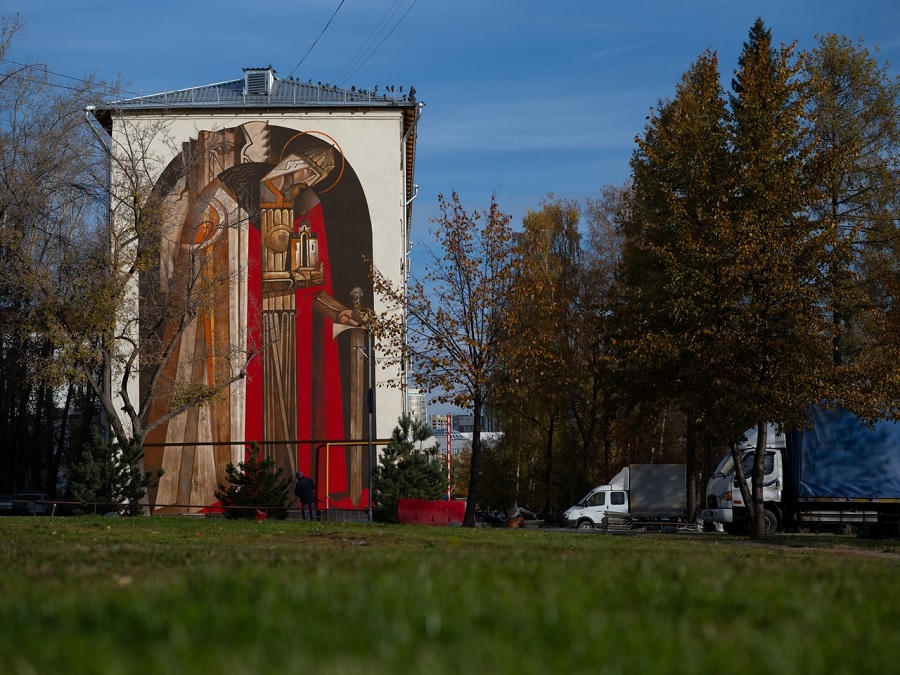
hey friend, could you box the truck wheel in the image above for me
[763,509,778,535]
[576,520,594,530]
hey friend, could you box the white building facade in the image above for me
[94,67,420,513]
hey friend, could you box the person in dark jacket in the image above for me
[295,471,316,521]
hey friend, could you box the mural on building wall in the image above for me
[143,121,374,513]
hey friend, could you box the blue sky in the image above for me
[8,0,900,240]
[6,1,900,414]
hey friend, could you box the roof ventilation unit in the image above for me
[243,67,276,96]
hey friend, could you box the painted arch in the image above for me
[142,121,374,513]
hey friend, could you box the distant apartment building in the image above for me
[432,413,495,433]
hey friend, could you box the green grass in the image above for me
[1,518,898,674]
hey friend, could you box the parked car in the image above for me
[0,494,14,515]
[16,492,55,515]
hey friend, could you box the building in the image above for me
[427,428,503,457]
[431,413,495,433]
[407,388,427,426]
[436,428,469,456]
[453,414,496,433]
[91,67,421,514]
[430,414,448,432]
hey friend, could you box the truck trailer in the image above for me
[701,407,900,535]
[563,464,687,530]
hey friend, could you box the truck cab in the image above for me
[563,469,629,530]
[702,424,785,534]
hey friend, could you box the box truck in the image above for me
[563,464,687,530]
[701,407,900,535]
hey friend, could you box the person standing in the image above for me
[295,471,317,521]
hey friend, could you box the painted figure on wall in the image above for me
[143,122,373,513]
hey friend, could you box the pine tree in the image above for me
[67,428,162,515]
[214,442,291,519]
[373,416,445,521]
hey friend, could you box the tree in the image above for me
[0,17,256,503]
[451,447,471,499]
[802,34,900,415]
[497,196,583,513]
[614,48,735,522]
[617,21,849,538]
[214,442,290,519]
[371,192,517,526]
[373,415,444,520]
[38,104,265,473]
[67,428,162,515]
[475,432,536,513]
[565,188,626,494]
[728,19,846,538]
[496,190,624,514]
[0,17,109,496]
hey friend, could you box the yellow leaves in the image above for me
[383,193,520,403]
[169,381,227,412]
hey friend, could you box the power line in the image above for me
[2,70,90,94]
[5,0,419,100]
[332,0,405,86]
[2,58,85,84]
[1,58,137,97]
[287,0,347,80]
[333,0,419,87]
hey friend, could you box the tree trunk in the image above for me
[731,441,753,532]
[685,419,697,522]
[750,421,768,539]
[604,434,611,482]
[463,398,483,527]
[702,434,713,491]
[542,413,555,514]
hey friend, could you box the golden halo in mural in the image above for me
[281,130,346,194]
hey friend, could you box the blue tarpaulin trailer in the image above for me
[796,406,900,499]
[703,407,900,535]
[784,407,900,533]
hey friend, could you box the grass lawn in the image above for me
[0,517,898,674]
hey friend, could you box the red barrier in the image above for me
[397,499,465,525]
